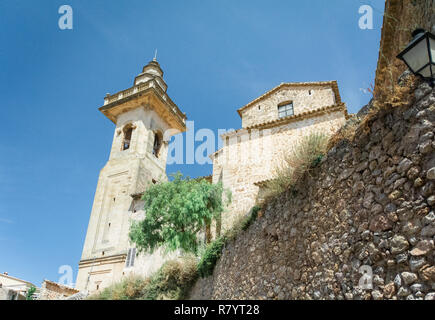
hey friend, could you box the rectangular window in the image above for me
[125,248,136,268]
[122,127,133,151]
[278,102,294,118]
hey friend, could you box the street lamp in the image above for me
[397,28,435,87]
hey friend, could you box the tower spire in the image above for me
[153,49,158,62]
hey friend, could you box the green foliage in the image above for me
[197,237,226,278]
[89,275,149,300]
[26,285,36,300]
[241,205,261,231]
[90,204,262,299]
[129,172,230,254]
[311,154,324,168]
[263,133,329,201]
[197,206,261,278]
[141,256,198,300]
[88,256,198,300]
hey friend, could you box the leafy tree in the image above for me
[129,172,231,254]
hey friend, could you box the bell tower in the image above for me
[75,59,186,293]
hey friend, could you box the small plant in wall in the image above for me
[197,205,261,278]
[26,285,36,300]
[263,132,329,201]
[129,172,231,255]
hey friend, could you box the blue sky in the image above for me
[0,0,385,286]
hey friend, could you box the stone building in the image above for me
[0,272,35,300]
[210,81,349,229]
[75,59,187,293]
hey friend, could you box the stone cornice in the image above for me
[245,103,348,130]
[78,253,127,268]
[209,103,348,160]
[99,79,187,130]
[224,103,347,137]
[237,81,342,117]
[130,192,144,199]
[141,60,164,76]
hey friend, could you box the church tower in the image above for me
[75,59,186,293]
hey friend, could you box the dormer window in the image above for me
[122,125,134,151]
[152,131,162,157]
[278,101,294,118]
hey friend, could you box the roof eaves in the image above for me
[236,81,341,118]
[0,273,35,287]
[223,103,347,138]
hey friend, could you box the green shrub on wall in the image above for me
[92,275,148,300]
[197,206,261,278]
[263,133,329,201]
[26,285,36,300]
[241,206,261,231]
[197,237,226,278]
[143,256,198,300]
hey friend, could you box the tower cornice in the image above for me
[99,79,187,132]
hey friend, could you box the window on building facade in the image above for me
[278,102,294,118]
[152,132,162,157]
[125,248,136,268]
[122,126,133,150]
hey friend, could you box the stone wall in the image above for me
[373,0,435,102]
[189,83,435,300]
[37,280,79,300]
